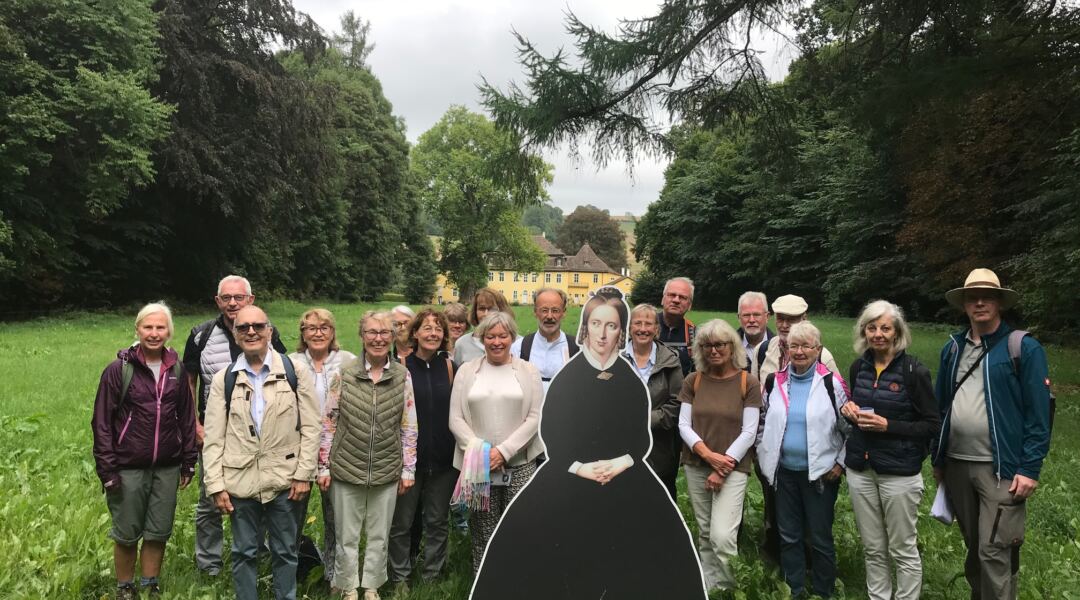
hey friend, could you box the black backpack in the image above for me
[764,370,839,421]
[120,359,183,408]
[223,352,300,431]
[520,332,579,361]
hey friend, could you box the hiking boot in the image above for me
[362,588,381,600]
[116,583,139,600]
[340,589,358,600]
[143,582,161,599]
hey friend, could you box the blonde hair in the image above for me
[787,320,822,348]
[297,308,340,352]
[692,319,747,372]
[475,311,518,341]
[135,302,174,339]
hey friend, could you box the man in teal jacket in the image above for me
[931,268,1052,600]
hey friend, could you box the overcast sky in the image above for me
[291,0,797,216]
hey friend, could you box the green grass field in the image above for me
[1,302,1078,599]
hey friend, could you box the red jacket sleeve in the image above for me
[91,360,123,491]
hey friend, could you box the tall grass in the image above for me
[0,302,1077,598]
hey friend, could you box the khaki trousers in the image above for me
[684,464,749,591]
[846,468,924,600]
[944,458,1026,600]
[331,480,399,593]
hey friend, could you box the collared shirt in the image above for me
[511,331,570,392]
[742,333,767,376]
[947,333,993,461]
[657,312,693,375]
[623,342,656,387]
[232,352,270,436]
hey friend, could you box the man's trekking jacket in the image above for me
[932,322,1052,481]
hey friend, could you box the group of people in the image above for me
[91,268,1052,600]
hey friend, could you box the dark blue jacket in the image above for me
[932,322,1052,481]
[846,351,939,476]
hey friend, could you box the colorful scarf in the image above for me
[451,439,492,511]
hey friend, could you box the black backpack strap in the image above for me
[223,362,239,417]
[279,353,300,431]
[520,332,535,361]
[823,372,839,421]
[764,373,776,399]
[120,360,134,409]
[195,320,215,356]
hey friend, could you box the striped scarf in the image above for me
[451,439,492,511]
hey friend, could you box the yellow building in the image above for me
[432,236,634,305]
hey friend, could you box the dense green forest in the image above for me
[483,0,1080,335]
[0,0,437,313]
[3,0,1078,335]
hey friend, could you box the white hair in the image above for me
[135,302,174,339]
[854,300,912,354]
[663,277,695,302]
[787,320,822,347]
[217,274,251,296]
[391,305,416,319]
[475,311,518,341]
[737,291,769,314]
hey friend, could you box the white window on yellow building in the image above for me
[488,272,493,281]
[556,273,562,283]
[545,273,551,283]
[514,272,519,282]
[573,273,579,283]
[593,273,599,283]
[532,273,538,282]
[499,272,505,282]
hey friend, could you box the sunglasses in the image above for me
[235,322,269,334]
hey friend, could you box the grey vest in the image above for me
[329,359,408,486]
[196,323,234,405]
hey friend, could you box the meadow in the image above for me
[1,301,1077,599]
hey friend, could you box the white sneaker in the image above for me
[340,589,358,600]
[362,589,381,600]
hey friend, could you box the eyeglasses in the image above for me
[302,325,332,335]
[536,307,564,316]
[788,343,819,352]
[418,325,444,334]
[235,322,268,333]
[363,329,393,339]
[739,312,767,319]
[703,341,732,352]
[217,294,251,304]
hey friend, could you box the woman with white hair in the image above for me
[839,300,939,600]
[92,302,198,599]
[757,320,851,599]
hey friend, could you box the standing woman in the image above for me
[452,288,510,366]
[388,308,458,584]
[318,311,418,600]
[757,321,851,599]
[289,308,356,585]
[624,303,684,499]
[449,311,543,573]
[92,303,198,599]
[840,300,939,600]
[679,319,762,592]
[443,302,469,354]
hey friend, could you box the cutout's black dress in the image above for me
[471,352,706,599]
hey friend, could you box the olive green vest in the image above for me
[329,359,408,486]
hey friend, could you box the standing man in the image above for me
[184,275,286,576]
[933,269,1052,600]
[202,305,320,600]
[758,294,839,382]
[736,291,775,378]
[658,277,696,375]
[511,288,579,393]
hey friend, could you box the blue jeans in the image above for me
[230,490,300,600]
[775,467,839,597]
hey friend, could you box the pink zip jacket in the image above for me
[91,345,198,490]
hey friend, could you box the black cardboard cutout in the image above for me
[470,286,706,599]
